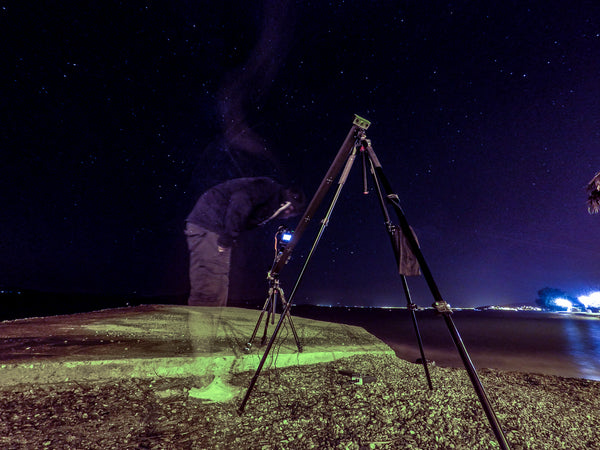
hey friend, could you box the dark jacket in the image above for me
[186,177,289,247]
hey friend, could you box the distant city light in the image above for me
[554,298,573,310]
[578,292,600,308]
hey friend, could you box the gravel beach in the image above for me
[1,353,599,449]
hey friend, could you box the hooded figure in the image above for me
[185,177,305,306]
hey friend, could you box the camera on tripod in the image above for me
[275,226,293,253]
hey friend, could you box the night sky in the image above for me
[2,1,600,309]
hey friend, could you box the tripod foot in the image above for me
[244,343,252,353]
[416,358,435,366]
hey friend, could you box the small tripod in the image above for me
[244,228,303,353]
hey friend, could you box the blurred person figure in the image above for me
[185,177,305,306]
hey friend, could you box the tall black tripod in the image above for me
[238,115,510,450]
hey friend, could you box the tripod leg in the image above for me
[245,291,272,352]
[366,145,510,450]
[401,275,433,390]
[261,289,276,346]
[366,147,433,390]
[239,298,292,413]
[239,123,365,413]
[284,313,303,353]
[269,117,368,277]
[278,287,303,352]
[440,310,510,449]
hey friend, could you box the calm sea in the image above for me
[292,306,600,381]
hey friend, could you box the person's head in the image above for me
[280,187,306,218]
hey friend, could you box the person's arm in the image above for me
[219,191,255,247]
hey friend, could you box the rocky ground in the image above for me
[0,353,598,449]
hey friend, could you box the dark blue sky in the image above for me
[2,1,599,308]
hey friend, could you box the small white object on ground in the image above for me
[188,377,242,403]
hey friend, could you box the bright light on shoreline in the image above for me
[554,298,573,309]
[578,292,600,308]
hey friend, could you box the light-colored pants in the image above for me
[184,222,232,306]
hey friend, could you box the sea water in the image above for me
[293,306,600,381]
